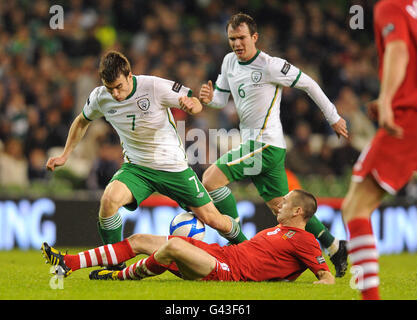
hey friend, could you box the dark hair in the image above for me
[291,189,317,221]
[226,13,257,35]
[99,51,131,84]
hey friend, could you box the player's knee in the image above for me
[202,165,223,191]
[127,234,145,253]
[165,237,186,256]
[100,193,121,216]
[202,168,213,189]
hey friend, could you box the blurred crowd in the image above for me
[0,0,382,192]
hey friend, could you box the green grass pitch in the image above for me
[1,248,416,300]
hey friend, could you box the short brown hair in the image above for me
[226,13,257,35]
[291,189,317,221]
[99,51,131,84]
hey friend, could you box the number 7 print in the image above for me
[188,175,200,192]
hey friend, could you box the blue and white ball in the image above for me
[169,212,205,240]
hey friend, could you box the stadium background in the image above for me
[0,0,416,253]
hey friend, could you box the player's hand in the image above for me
[366,99,379,120]
[46,155,67,172]
[179,96,202,115]
[199,80,214,104]
[331,118,349,139]
[377,98,403,138]
[313,279,335,285]
[314,270,335,285]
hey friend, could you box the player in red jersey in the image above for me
[42,189,334,284]
[342,0,417,300]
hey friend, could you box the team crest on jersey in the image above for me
[137,98,150,111]
[251,71,262,83]
[282,230,296,240]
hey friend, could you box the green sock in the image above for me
[305,215,335,249]
[97,212,123,245]
[209,187,248,243]
[231,229,248,244]
[219,215,247,244]
[209,187,240,222]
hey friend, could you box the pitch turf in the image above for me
[0,248,416,300]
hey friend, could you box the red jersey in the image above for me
[221,225,329,281]
[374,0,417,109]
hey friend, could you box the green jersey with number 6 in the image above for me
[211,50,341,148]
[83,75,192,172]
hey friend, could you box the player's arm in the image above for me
[156,77,202,115]
[369,1,410,138]
[370,40,408,138]
[179,96,203,115]
[291,236,334,284]
[293,72,348,139]
[314,270,335,285]
[46,113,91,171]
[270,58,348,139]
[199,55,231,109]
[199,80,230,109]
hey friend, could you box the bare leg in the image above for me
[342,175,386,223]
[200,165,246,243]
[190,202,232,234]
[99,180,135,218]
[127,234,168,255]
[202,164,229,192]
[341,175,386,300]
[154,237,217,280]
[96,180,136,245]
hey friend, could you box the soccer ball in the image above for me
[169,212,205,240]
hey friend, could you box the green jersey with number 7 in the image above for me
[83,75,192,172]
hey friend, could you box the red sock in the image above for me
[117,252,170,280]
[167,262,182,278]
[145,253,170,274]
[64,239,135,271]
[347,218,380,300]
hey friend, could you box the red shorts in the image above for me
[352,108,417,194]
[167,236,236,281]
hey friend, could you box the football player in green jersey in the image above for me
[46,51,246,270]
[199,13,349,277]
